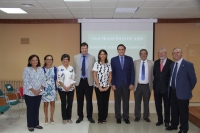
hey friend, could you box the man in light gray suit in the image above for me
[73,42,96,123]
[134,49,154,122]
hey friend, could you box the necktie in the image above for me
[120,56,124,70]
[160,60,164,72]
[82,56,86,76]
[171,63,178,89]
[141,62,145,80]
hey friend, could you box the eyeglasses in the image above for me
[46,59,53,61]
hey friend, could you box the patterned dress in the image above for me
[42,67,57,102]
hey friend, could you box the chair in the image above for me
[4,84,21,116]
[4,84,17,93]
[0,89,12,124]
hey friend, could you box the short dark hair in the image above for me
[81,42,88,48]
[27,54,41,67]
[98,49,108,63]
[43,55,53,67]
[61,54,70,61]
[117,44,126,50]
[139,49,148,55]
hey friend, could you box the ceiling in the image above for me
[0,0,200,19]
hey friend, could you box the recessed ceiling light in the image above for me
[0,8,27,14]
[115,7,139,13]
[64,0,90,1]
[21,3,35,8]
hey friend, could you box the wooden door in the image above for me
[186,44,200,102]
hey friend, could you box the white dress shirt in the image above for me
[170,58,183,87]
[138,60,149,84]
[160,58,167,66]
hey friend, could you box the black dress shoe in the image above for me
[76,117,83,123]
[156,121,163,126]
[165,123,169,127]
[28,128,34,132]
[124,119,130,124]
[134,118,140,122]
[34,126,43,129]
[144,118,151,122]
[178,130,186,133]
[88,118,95,123]
[116,119,121,124]
[165,125,177,131]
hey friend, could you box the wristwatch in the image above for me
[107,85,110,87]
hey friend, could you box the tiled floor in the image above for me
[0,102,200,133]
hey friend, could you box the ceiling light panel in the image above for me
[115,7,139,13]
[64,0,90,1]
[0,8,27,14]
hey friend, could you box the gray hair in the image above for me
[172,47,182,53]
[158,47,167,53]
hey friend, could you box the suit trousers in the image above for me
[134,83,151,119]
[58,90,74,120]
[76,78,93,119]
[95,87,111,122]
[114,82,130,119]
[24,95,42,127]
[154,91,170,123]
[170,88,189,133]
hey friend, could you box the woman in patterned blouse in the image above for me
[42,55,57,125]
[57,54,75,124]
[93,49,112,124]
[23,54,46,132]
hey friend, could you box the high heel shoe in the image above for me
[50,121,55,125]
[102,120,106,124]
[98,121,102,125]
[28,127,34,132]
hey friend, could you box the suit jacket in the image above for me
[73,53,96,86]
[134,59,154,92]
[168,59,197,100]
[153,58,173,94]
[111,55,135,88]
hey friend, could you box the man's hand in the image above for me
[112,85,116,91]
[129,84,134,91]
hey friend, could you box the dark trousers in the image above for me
[134,84,151,119]
[76,78,93,119]
[95,87,111,122]
[114,82,130,119]
[154,91,170,123]
[24,95,42,127]
[170,88,189,133]
[58,90,74,120]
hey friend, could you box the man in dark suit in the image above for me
[166,48,197,133]
[153,48,173,127]
[111,44,135,124]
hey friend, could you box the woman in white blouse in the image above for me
[93,49,112,124]
[57,54,75,124]
[23,54,46,132]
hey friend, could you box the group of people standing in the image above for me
[22,42,196,133]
